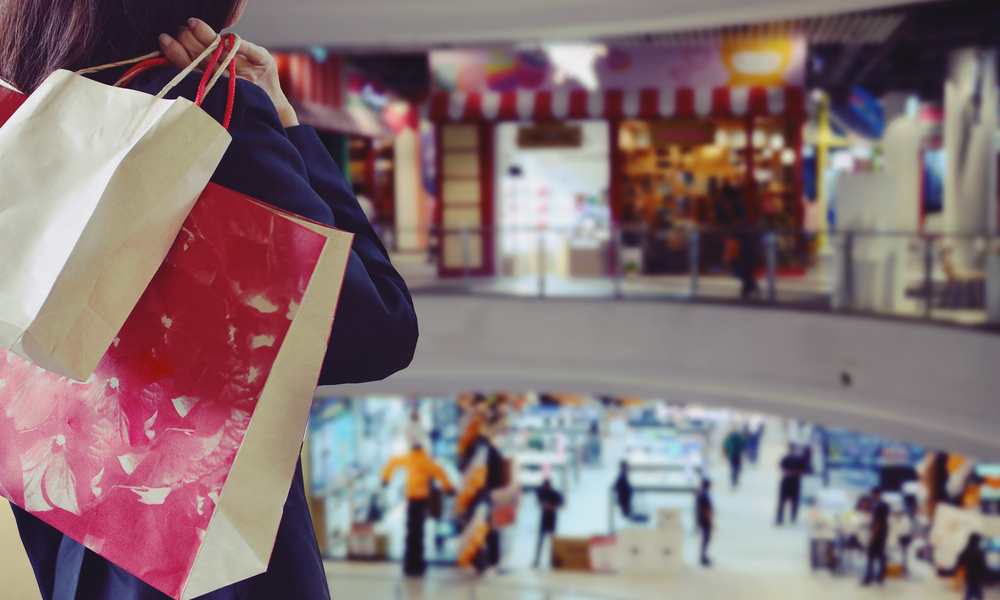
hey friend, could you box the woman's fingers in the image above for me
[158,34,191,70]
[186,19,219,49]
[237,40,270,68]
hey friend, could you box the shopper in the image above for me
[722,426,747,489]
[733,222,760,301]
[585,419,602,465]
[533,478,565,568]
[404,405,430,449]
[4,6,419,600]
[861,488,890,586]
[954,533,988,600]
[776,444,808,525]
[696,479,714,566]
[744,416,765,464]
[614,461,634,519]
[382,445,455,577]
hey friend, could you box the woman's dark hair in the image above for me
[0,0,242,92]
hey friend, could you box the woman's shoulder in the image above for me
[128,66,283,132]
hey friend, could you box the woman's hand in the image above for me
[159,18,298,128]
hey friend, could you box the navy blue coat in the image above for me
[11,67,418,599]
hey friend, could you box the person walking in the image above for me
[862,489,890,586]
[954,533,988,600]
[614,461,634,519]
[722,427,747,489]
[696,479,714,566]
[382,445,455,577]
[532,478,565,568]
[3,7,418,600]
[732,221,760,301]
[744,416,765,464]
[776,444,808,525]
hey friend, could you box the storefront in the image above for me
[429,39,807,277]
[275,52,399,235]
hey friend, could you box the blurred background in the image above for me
[6,0,1000,598]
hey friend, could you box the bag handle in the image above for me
[153,33,242,103]
[77,36,221,90]
[90,34,242,129]
[77,33,240,100]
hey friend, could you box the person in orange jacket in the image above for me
[382,444,454,576]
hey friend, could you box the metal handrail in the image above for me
[379,224,1000,330]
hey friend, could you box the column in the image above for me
[943,49,999,320]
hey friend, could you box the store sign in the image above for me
[517,123,583,148]
[431,38,805,94]
[651,120,716,146]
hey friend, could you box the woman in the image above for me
[0,2,417,599]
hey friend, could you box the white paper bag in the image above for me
[0,37,237,380]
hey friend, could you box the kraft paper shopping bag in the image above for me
[0,35,239,381]
[0,183,353,599]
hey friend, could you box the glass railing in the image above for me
[379,225,1000,330]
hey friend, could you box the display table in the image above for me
[607,478,700,534]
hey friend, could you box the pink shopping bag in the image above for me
[0,182,353,599]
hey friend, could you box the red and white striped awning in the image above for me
[429,87,805,122]
[275,52,344,108]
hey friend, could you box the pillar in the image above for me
[942,49,999,320]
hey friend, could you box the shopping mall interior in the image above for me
[2,0,1000,598]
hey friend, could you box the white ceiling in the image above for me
[234,0,934,50]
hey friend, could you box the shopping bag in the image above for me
[0,35,239,381]
[0,182,354,599]
[428,484,444,519]
[0,78,26,123]
[490,502,517,528]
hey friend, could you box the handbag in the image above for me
[428,484,444,520]
[0,182,354,599]
[491,501,518,529]
[0,35,238,381]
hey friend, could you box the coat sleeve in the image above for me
[156,72,418,386]
[381,456,406,484]
[425,457,454,492]
[283,125,419,385]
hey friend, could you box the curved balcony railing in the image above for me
[323,569,641,600]
[378,224,1000,331]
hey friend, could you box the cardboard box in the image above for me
[347,524,389,560]
[551,537,592,571]
[347,524,376,558]
[589,536,617,573]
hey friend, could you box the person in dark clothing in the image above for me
[862,489,891,586]
[722,428,747,489]
[955,533,988,600]
[696,479,714,566]
[533,478,565,568]
[4,11,418,600]
[743,420,765,464]
[382,446,454,577]
[614,461,634,519]
[733,226,760,301]
[776,445,808,525]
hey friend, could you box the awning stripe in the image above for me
[429,87,806,122]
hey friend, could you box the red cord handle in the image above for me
[114,33,238,130]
